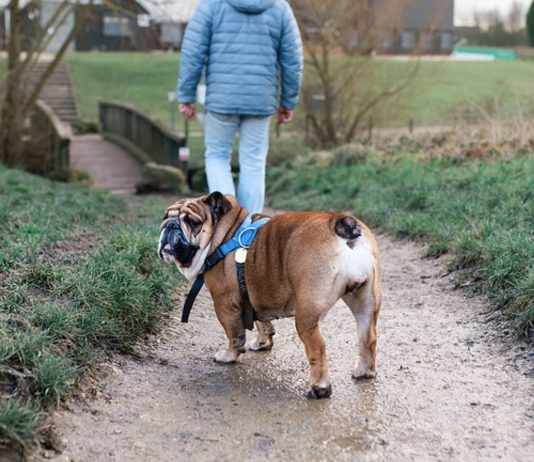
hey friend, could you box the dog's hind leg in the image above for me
[213,303,246,364]
[295,307,332,399]
[250,320,275,351]
[342,273,381,380]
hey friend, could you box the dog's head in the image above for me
[157,192,233,277]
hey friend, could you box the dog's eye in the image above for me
[185,217,201,231]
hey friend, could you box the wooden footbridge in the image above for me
[32,97,189,194]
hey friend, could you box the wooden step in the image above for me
[26,61,79,123]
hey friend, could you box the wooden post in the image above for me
[367,117,374,143]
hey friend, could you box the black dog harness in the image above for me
[182,216,269,330]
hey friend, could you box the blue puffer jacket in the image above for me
[178,0,303,116]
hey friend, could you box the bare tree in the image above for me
[0,0,97,167]
[292,0,420,148]
[470,5,528,46]
[507,1,525,32]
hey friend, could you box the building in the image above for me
[2,0,454,54]
[1,0,160,52]
[392,0,455,54]
[340,0,456,55]
[152,0,201,50]
[75,0,158,51]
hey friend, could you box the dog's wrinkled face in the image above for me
[157,192,232,278]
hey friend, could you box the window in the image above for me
[103,14,132,37]
[440,32,454,50]
[382,32,394,50]
[137,14,150,28]
[400,31,415,50]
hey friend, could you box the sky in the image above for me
[455,0,532,25]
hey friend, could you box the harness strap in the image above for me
[236,261,256,330]
[181,216,269,324]
[182,275,204,323]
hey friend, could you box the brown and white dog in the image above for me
[157,192,382,399]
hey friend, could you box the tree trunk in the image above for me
[321,44,338,148]
[0,0,24,167]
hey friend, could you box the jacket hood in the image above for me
[226,0,275,14]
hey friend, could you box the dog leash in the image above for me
[182,216,270,329]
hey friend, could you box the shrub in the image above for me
[138,162,188,194]
[267,138,310,167]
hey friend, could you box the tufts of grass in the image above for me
[58,228,176,350]
[0,399,43,448]
[267,153,534,338]
[22,265,63,291]
[32,353,78,404]
[13,329,53,370]
[0,164,124,272]
[29,303,81,342]
[0,166,179,451]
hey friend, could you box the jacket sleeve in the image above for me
[177,1,213,104]
[278,2,303,110]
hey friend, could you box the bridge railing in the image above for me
[98,100,188,174]
[28,100,70,179]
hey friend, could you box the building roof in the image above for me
[142,0,202,23]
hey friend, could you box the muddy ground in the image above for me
[37,233,534,462]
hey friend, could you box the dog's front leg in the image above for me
[295,310,331,399]
[214,303,246,364]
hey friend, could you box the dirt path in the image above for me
[43,233,533,462]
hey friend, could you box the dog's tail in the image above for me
[335,216,362,242]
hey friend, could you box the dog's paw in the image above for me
[307,384,332,400]
[213,349,238,364]
[249,336,274,352]
[352,368,377,380]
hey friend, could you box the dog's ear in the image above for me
[203,192,232,220]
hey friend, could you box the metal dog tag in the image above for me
[235,248,248,264]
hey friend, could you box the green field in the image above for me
[0,167,179,450]
[67,52,181,127]
[394,60,534,125]
[266,147,534,339]
[66,53,534,128]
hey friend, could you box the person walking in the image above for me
[177,0,303,215]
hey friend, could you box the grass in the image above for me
[66,52,534,128]
[0,165,180,451]
[65,53,534,168]
[266,147,534,339]
[67,52,181,127]
[398,60,534,126]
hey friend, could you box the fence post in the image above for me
[367,117,374,143]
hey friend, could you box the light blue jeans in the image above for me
[204,111,271,216]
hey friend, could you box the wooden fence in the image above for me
[28,100,70,179]
[99,100,188,174]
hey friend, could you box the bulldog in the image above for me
[158,192,382,399]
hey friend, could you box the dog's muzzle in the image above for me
[158,219,199,268]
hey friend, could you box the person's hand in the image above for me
[277,107,294,124]
[179,103,196,121]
